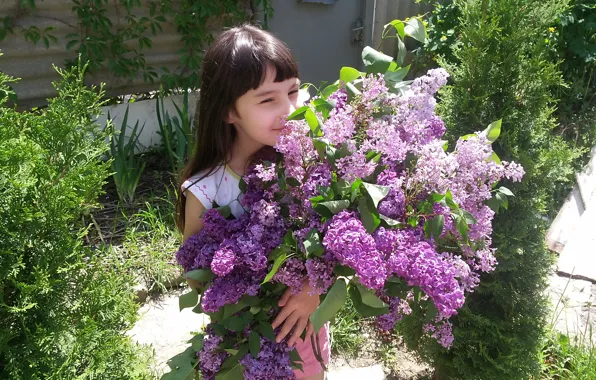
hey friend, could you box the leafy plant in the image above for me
[0,0,274,92]
[156,91,194,176]
[0,61,151,379]
[109,105,146,204]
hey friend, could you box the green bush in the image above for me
[0,63,152,379]
[399,0,588,379]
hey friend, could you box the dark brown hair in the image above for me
[175,23,299,233]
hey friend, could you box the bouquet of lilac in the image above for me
[162,19,524,380]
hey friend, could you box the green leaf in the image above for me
[312,98,333,118]
[424,302,439,323]
[346,82,361,99]
[185,268,215,283]
[348,286,390,317]
[444,190,459,211]
[358,196,380,233]
[334,265,356,277]
[497,186,514,197]
[496,192,508,210]
[321,84,339,99]
[396,37,406,66]
[222,316,246,331]
[404,18,426,43]
[461,133,477,140]
[305,108,323,135]
[454,214,470,243]
[425,215,445,240]
[287,106,309,120]
[303,229,324,257]
[289,349,304,364]
[222,295,259,319]
[286,177,301,187]
[162,347,196,380]
[380,214,402,227]
[310,278,348,331]
[487,196,502,213]
[188,333,205,352]
[215,361,244,380]
[385,20,405,39]
[384,64,410,83]
[483,119,502,142]
[315,200,350,217]
[249,331,261,358]
[259,321,276,340]
[489,152,502,164]
[354,282,387,308]
[362,46,394,74]
[262,253,288,284]
[179,289,199,311]
[339,66,362,83]
[362,182,390,208]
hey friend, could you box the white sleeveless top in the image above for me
[181,164,245,218]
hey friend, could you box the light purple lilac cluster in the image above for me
[273,68,523,347]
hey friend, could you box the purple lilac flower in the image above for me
[274,258,306,294]
[198,334,227,380]
[423,319,454,348]
[275,120,317,180]
[335,148,377,182]
[328,88,348,110]
[411,68,449,95]
[323,211,387,289]
[210,248,236,276]
[201,270,263,313]
[321,102,356,145]
[254,163,277,182]
[305,258,336,295]
[239,336,295,380]
[301,163,332,199]
[375,228,465,319]
[176,233,219,273]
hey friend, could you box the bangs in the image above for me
[231,28,300,92]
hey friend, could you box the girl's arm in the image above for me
[183,192,206,289]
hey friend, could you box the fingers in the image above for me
[271,303,293,330]
[287,317,308,347]
[275,311,299,343]
[278,287,292,307]
[305,321,315,341]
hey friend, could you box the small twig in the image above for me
[89,213,105,244]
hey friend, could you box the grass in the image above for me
[539,273,595,379]
[331,298,367,356]
[86,151,183,299]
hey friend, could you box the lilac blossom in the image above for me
[274,258,307,294]
[239,336,295,379]
[323,211,387,290]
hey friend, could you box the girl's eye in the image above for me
[289,90,299,96]
[260,98,274,104]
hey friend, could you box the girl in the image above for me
[175,24,330,380]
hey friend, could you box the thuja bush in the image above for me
[0,63,151,379]
[398,0,584,379]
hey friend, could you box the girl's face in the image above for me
[227,66,303,148]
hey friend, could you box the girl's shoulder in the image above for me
[181,165,241,210]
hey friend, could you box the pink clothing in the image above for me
[293,324,331,378]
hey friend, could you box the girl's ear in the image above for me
[225,107,238,124]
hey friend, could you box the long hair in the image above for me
[175,24,299,233]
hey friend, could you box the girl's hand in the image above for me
[271,280,319,346]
